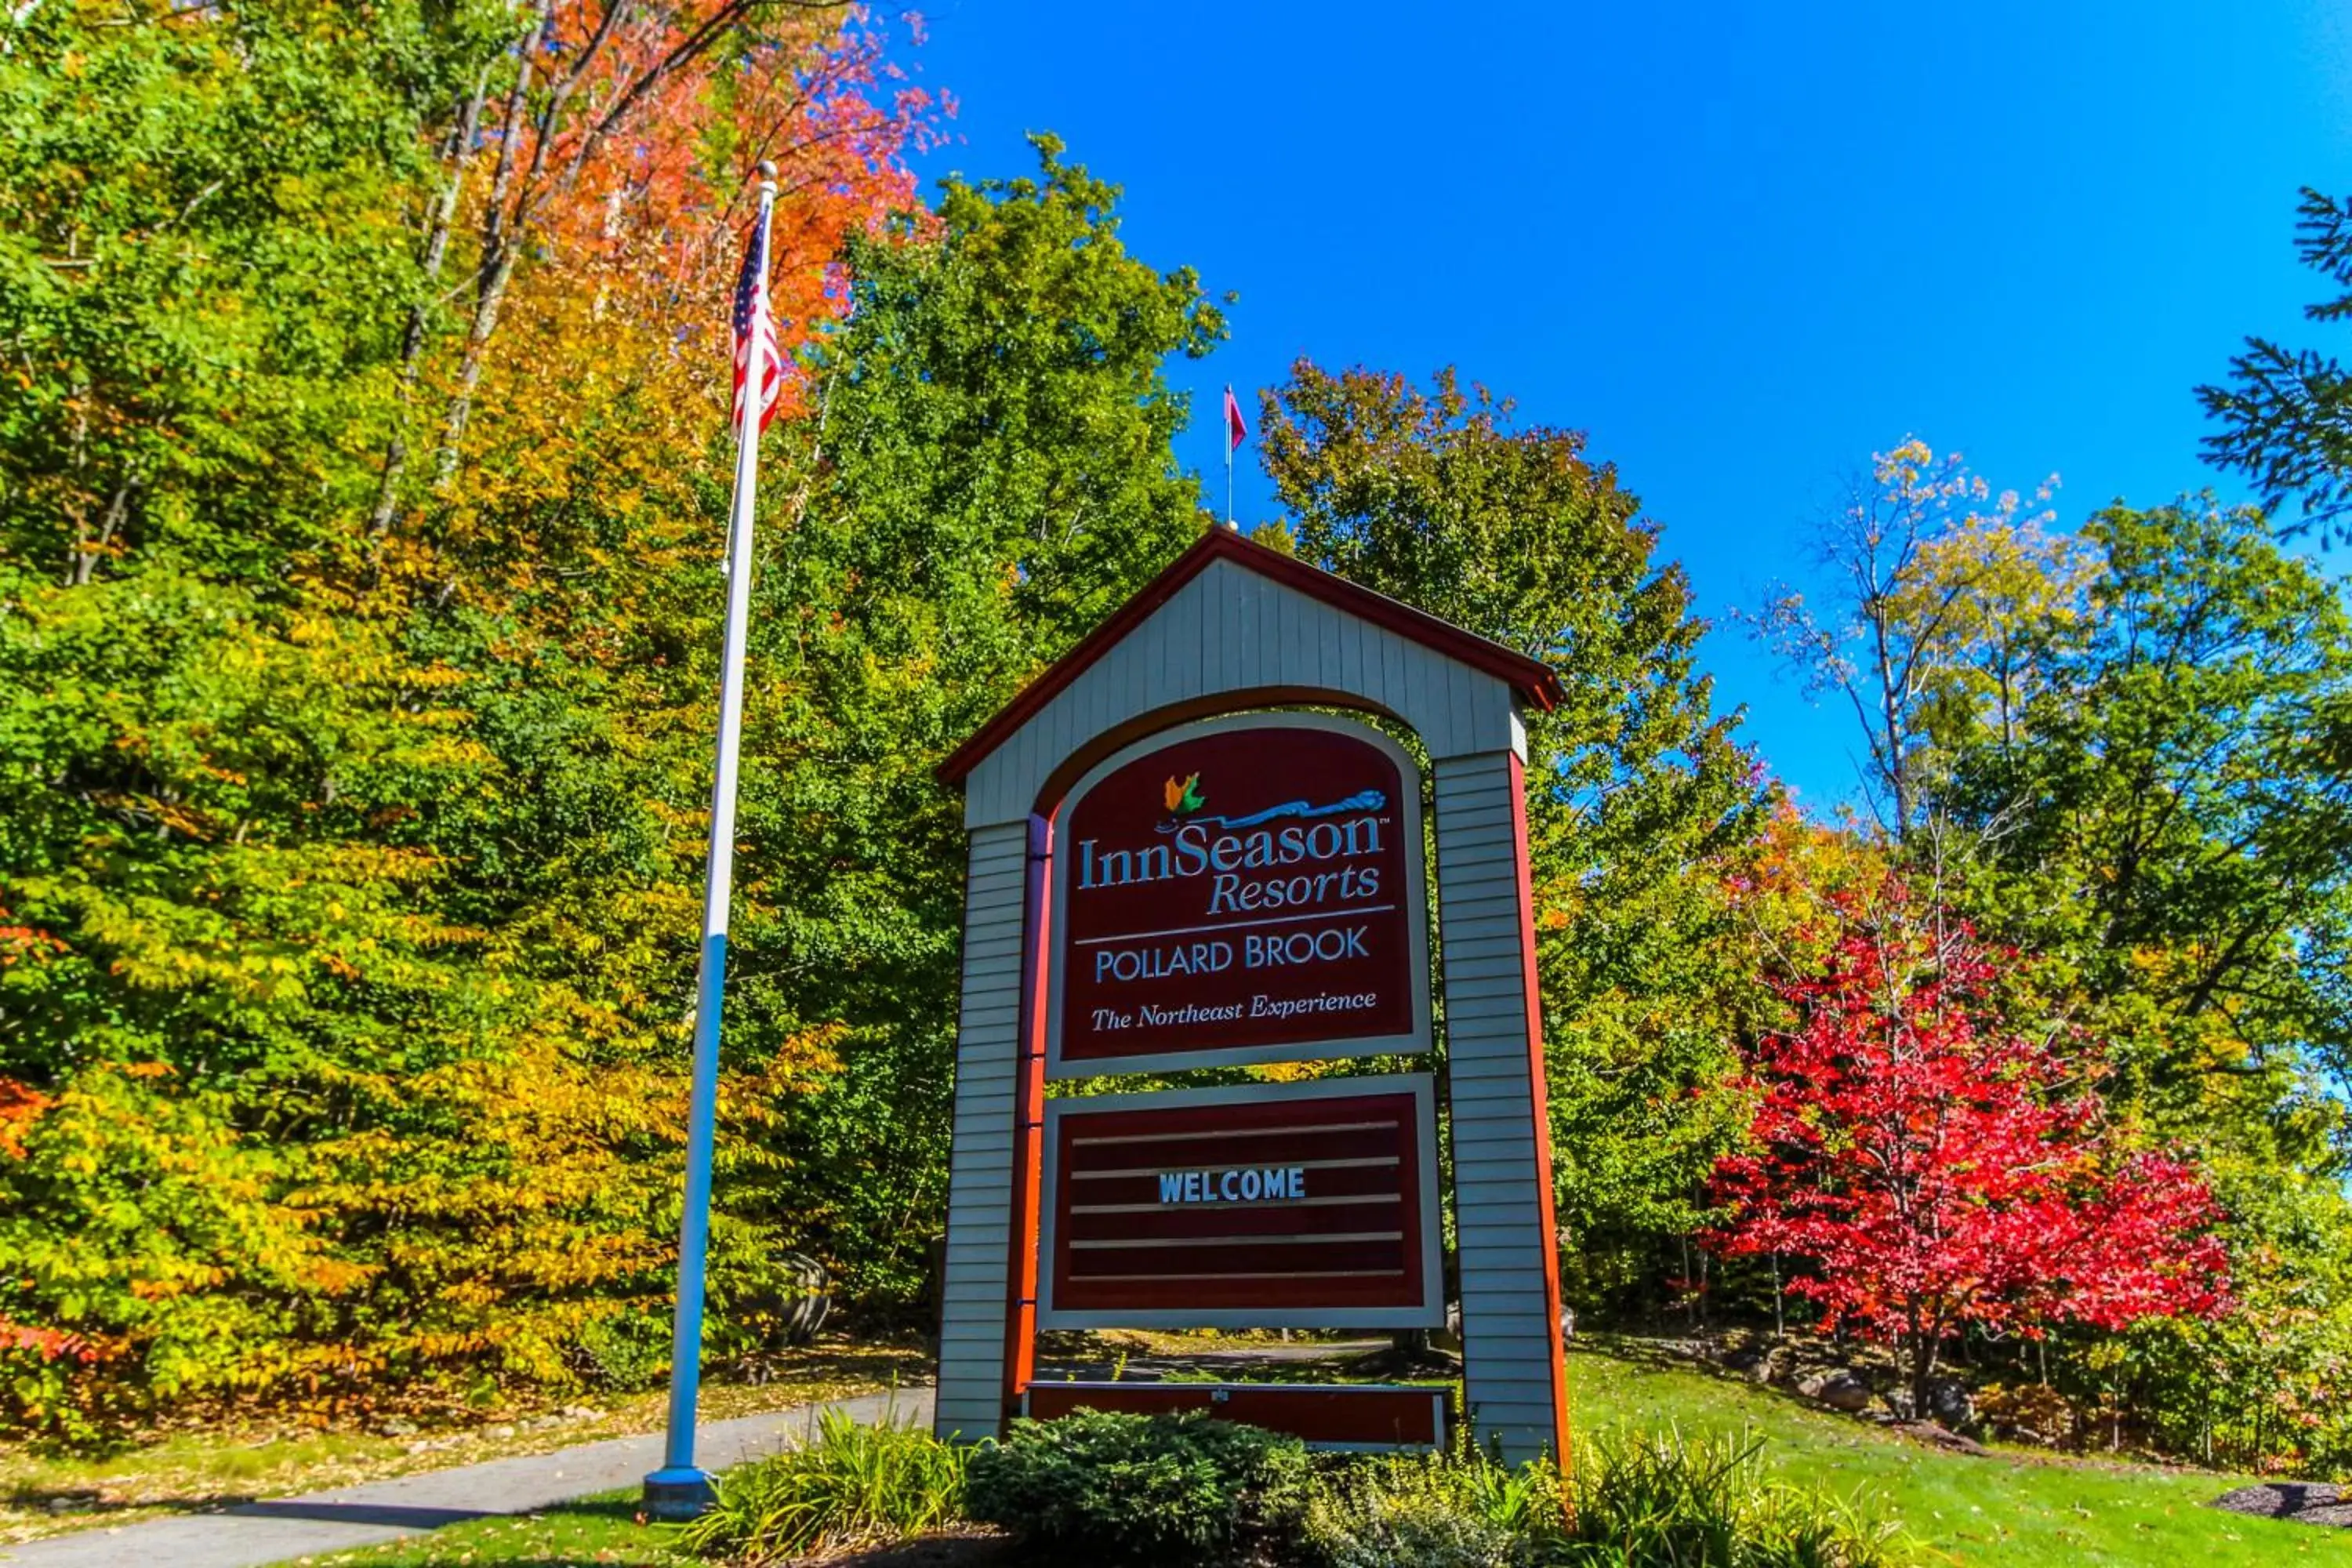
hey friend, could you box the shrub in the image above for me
[964,1410,1309,1566]
[571,1311,672,1392]
[1304,1449,1563,1567]
[674,1403,966,1561]
[1555,1427,1900,1568]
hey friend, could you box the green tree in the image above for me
[0,0,972,1431]
[0,0,535,1431]
[1949,501,2352,1136]
[720,136,1226,1301]
[1258,364,1766,1305]
[0,0,487,584]
[1891,499,2352,1475]
[1746,438,2065,837]
[2199,187,2352,543]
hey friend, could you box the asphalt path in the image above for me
[0,1388,935,1568]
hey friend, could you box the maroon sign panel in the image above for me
[1036,1078,1443,1329]
[1049,717,1425,1075]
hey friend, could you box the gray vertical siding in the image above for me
[932,821,1029,1442]
[1433,751,1566,1465]
[965,557,1520,826]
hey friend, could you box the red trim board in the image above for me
[1508,752,1573,1465]
[1000,813,1052,1417]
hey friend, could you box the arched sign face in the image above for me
[1047,714,1430,1076]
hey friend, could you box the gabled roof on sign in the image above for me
[937,527,1566,786]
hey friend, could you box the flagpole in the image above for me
[1224,386,1236,530]
[644,159,776,1523]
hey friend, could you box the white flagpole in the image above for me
[644,159,776,1522]
[1225,387,1236,531]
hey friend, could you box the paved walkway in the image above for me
[0,1388,935,1568]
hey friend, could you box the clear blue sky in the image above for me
[898,2,2352,808]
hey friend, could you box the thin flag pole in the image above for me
[1223,384,1238,531]
[644,159,777,1523]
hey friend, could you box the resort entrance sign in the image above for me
[930,528,1571,1464]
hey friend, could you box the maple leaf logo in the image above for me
[1163,773,1206,815]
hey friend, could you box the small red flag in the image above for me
[1223,385,1248,454]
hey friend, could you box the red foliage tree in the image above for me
[1708,886,2231,1414]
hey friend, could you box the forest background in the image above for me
[2,0,2350,1485]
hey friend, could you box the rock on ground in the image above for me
[1798,1370,1873,1413]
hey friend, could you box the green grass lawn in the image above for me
[284,1345,2352,1566]
[1569,1344,2351,1566]
[299,1493,679,1566]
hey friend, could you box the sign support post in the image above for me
[1001,815,1051,1420]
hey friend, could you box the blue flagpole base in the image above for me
[641,1466,717,1520]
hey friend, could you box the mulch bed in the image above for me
[2208,1481,2352,1529]
[793,1531,1022,1566]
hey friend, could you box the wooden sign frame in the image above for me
[928,529,1572,1465]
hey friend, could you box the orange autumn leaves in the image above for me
[0,1078,46,1163]
[0,905,63,1159]
[450,5,943,539]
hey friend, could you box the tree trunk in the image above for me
[1907,1304,1938,1421]
[371,63,492,535]
[433,243,521,485]
[427,0,783,488]
[1873,605,1911,831]
[1679,1234,1695,1330]
[70,477,134,586]
[433,4,546,486]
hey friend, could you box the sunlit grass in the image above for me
[310,1493,681,1566]
[1569,1345,2352,1566]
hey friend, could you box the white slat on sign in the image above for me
[1435,750,1566,1464]
[932,821,1029,1440]
[964,558,1521,827]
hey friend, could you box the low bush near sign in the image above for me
[671,1407,1898,1568]
[1304,1448,1563,1566]
[1555,1427,1901,1567]
[963,1408,1309,1566]
[1299,1428,1897,1568]
[673,1404,967,1561]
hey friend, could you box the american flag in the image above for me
[731,204,781,436]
